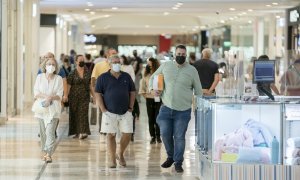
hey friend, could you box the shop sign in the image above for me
[84,34,97,43]
[290,9,299,23]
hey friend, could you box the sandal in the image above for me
[45,155,52,163]
[116,154,126,167]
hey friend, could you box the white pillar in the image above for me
[257,18,265,56]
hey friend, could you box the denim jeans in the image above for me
[156,105,191,166]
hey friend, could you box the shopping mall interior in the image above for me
[1,0,300,179]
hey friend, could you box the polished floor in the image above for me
[0,100,200,180]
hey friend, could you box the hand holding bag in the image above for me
[32,99,49,114]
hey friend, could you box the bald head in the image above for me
[202,48,213,59]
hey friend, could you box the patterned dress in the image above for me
[67,69,91,136]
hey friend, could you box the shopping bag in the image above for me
[32,99,49,114]
[89,103,97,125]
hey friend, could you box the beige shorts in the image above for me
[100,111,133,133]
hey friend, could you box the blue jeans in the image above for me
[156,105,191,166]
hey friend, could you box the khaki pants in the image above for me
[38,118,58,155]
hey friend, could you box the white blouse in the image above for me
[33,73,63,120]
[121,65,135,81]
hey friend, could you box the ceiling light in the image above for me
[200,26,206,29]
[87,2,93,7]
[242,12,247,15]
[276,15,280,19]
[248,9,253,12]
[145,25,150,28]
[266,4,271,7]
[177,2,183,6]
[104,14,110,18]
[234,16,238,19]
[220,20,225,23]
[68,31,72,36]
[229,17,234,20]
[248,20,252,24]
[181,25,185,28]
[172,7,178,10]
[85,9,90,11]
[112,7,118,10]
[229,8,236,11]
[163,12,169,15]
[92,25,95,28]
[272,2,278,5]
[90,11,95,15]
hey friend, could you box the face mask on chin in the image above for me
[175,56,186,65]
[46,65,55,74]
[112,63,121,72]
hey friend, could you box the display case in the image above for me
[283,99,300,166]
[195,97,291,180]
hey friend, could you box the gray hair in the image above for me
[202,48,213,59]
[107,54,120,62]
[40,58,59,74]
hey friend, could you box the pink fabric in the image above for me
[214,128,254,161]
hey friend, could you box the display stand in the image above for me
[195,97,300,180]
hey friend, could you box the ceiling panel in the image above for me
[40,0,300,35]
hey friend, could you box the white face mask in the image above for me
[46,65,55,74]
[112,63,121,72]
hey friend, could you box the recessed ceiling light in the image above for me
[266,4,271,7]
[172,7,178,10]
[248,9,253,12]
[220,20,225,23]
[248,20,252,24]
[177,2,183,6]
[85,9,90,11]
[272,2,278,5]
[92,25,95,28]
[163,12,169,15]
[104,14,110,18]
[242,12,247,15]
[229,8,236,11]
[276,15,280,18]
[145,25,150,28]
[229,17,234,20]
[90,11,95,15]
[112,7,118,10]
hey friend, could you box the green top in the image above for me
[149,61,202,111]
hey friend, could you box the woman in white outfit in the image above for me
[33,57,63,163]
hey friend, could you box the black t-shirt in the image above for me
[193,59,219,89]
[95,70,136,115]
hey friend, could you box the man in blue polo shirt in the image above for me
[95,54,135,168]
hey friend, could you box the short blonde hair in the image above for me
[202,48,213,59]
[40,58,59,74]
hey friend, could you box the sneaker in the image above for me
[174,164,184,173]
[156,137,162,143]
[161,158,174,168]
[150,137,156,144]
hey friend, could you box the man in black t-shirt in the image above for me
[193,48,219,96]
[95,55,136,168]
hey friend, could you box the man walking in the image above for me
[149,44,202,173]
[95,54,136,168]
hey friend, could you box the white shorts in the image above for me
[101,111,133,133]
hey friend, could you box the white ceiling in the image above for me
[40,0,300,35]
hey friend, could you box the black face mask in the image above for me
[145,65,151,73]
[79,61,85,67]
[175,56,186,65]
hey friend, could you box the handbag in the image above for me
[89,102,97,125]
[32,99,49,114]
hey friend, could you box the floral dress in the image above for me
[67,69,91,136]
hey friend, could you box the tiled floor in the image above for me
[0,101,200,180]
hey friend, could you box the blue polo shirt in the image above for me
[95,70,135,115]
[38,67,66,78]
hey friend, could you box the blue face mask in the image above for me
[112,63,121,72]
